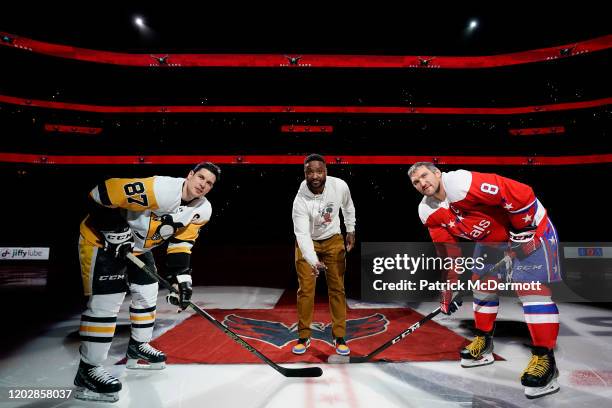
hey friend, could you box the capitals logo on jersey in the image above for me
[222,313,389,348]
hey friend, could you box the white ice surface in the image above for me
[1,287,611,407]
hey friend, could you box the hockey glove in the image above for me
[166,269,193,311]
[440,290,463,315]
[509,229,541,260]
[100,226,134,258]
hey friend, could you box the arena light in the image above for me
[134,16,145,28]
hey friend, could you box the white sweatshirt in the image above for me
[292,176,356,266]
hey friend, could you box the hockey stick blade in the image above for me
[280,366,323,377]
[328,261,504,365]
[125,253,323,378]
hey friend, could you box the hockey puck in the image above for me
[327,355,350,364]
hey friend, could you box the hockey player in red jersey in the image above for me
[409,162,560,399]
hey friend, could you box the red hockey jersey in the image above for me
[419,170,548,243]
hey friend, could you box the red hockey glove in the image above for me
[509,229,542,260]
[440,290,463,315]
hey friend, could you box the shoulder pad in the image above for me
[442,170,472,203]
[153,176,183,212]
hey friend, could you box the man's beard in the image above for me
[307,179,325,190]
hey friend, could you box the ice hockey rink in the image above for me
[1,286,611,408]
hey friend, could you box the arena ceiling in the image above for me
[0,5,609,54]
[0,5,609,158]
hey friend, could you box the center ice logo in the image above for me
[222,313,389,348]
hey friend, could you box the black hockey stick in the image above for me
[327,256,509,364]
[327,300,447,364]
[126,253,323,378]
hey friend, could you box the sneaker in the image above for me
[460,329,494,368]
[334,337,350,356]
[521,347,560,399]
[292,337,311,355]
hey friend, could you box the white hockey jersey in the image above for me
[80,176,211,254]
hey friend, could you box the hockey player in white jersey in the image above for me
[74,162,220,402]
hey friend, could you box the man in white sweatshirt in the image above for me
[291,154,356,356]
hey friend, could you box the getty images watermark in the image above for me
[360,242,612,303]
[370,252,541,292]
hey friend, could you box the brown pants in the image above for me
[296,234,347,338]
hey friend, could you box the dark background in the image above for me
[0,5,610,346]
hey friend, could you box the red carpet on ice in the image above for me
[150,294,487,364]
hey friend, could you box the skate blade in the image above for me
[460,353,494,368]
[74,387,119,403]
[126,358,166,370]
[524,379,560,399]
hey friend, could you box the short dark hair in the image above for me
[304,153,326,165]
[192,161,221,181]
[407,161,440,178]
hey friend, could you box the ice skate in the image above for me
[126,337,167,370]
[460,329,494,368]
[521,347,560,399]
[74,360,121,403]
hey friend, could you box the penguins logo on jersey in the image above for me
[151,214,185,241]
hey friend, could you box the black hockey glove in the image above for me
[166,268,193,311]
[100,226,134,258]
